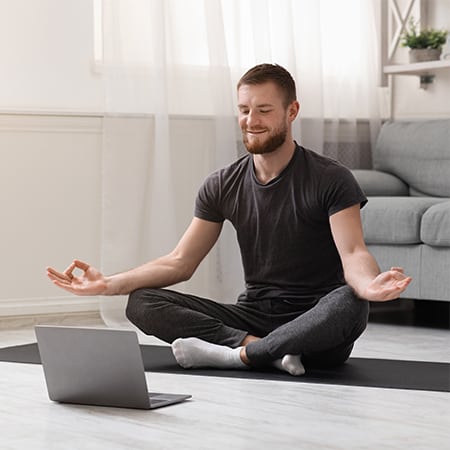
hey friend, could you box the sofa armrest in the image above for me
[352,169,409,196]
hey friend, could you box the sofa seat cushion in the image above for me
[421,200,450,247]
[352,169,409,196]
[361,197,445,244]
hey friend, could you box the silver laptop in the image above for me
[35,325,191,410]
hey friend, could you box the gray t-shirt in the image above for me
[195,144,367,302]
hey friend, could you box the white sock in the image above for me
[171,337,247,369]
[272,354,305,376]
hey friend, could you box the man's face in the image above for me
[237,82,291,155]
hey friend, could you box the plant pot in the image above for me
[409,48,442,63]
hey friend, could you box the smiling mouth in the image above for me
[245,129,267,135]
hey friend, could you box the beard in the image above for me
[242,124,288,155]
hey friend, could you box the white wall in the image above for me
[0,113,102,315]
[0,0,102,113]
[391,0,450,118]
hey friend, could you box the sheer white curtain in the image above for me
[99,0,381,327]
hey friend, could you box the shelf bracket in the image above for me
[419,74,435,89]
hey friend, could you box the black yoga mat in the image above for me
[1,343,449,393]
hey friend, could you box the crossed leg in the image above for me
[126,286,368,376]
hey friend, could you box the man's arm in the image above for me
[329,204,412,302]
[47,217,223,296]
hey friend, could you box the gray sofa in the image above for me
[352,119,450,302]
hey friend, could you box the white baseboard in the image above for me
[0,296,100,317]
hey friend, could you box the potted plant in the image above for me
[401,17,448,63]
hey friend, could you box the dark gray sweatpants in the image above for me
[126,285,369,368]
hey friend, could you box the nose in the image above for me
[245,110,261,129]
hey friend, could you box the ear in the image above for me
[288,101,300,122]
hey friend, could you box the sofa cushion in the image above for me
[374,120,450,197]
[421,246,450,301]
[361,197,445,244]
[352,169,409,196]
[421,201,450,247]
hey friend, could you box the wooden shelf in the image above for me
[384,59,450,75]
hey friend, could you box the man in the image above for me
[47,64,411,376]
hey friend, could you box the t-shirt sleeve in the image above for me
[194,172,226,223]
[323,164,368,217]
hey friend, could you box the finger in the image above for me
[390,266,404,273]
[63,262,77,279]
[383,277,412,299]
[52,279,78,294]
[398,277,412,287]
[47,266,64,278]
[47,267,72,283]
[390,270,409,281]
[378,286,404,301]
[52,279,93,296]
[73,259,91,272]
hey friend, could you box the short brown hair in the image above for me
[237,64,297,107]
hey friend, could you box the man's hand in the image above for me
[361,267,412,302]
[47,260,107,296]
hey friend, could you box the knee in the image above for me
[125,289,145,325]
[330,286,369,334]
[341,286,370,336]
[125,288,163,326]
[125,288,179,341]
[354,293,369,324]
[340,286,369,315]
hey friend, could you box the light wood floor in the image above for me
[0,312,449,450]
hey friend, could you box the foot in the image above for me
[171,337,247,370]
[272,354,305,376]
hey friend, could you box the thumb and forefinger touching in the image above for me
[46,259,92,292]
